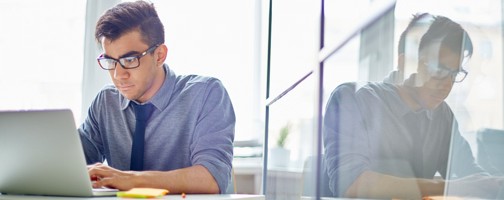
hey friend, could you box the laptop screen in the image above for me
[0,109,114,197]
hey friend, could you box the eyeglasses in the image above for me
[424,62,468,83]
[97,44,160,70]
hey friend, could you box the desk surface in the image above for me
[0,194,265,200]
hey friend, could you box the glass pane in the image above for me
[322,0,504,199]
[267,76,316,199]
[269,0,319,97]
[266,0,320,199]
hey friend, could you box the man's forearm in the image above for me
[346,171,444,199]
[135,165,219,194]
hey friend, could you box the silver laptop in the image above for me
[0,109,116,197]
[442,127,504,199]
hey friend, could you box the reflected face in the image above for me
[101,30,161,103]
[416,45,462,109]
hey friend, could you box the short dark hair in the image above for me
[418,15,473,60]
[95,0,164,47]
[398,13,432,55]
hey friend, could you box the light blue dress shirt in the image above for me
[78,64,235,193]
[323,81,484,197]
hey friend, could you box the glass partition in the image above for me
[266,0,504,199]
[264,0,319,199]
[264,0,395,199]
[321,0,504,199]
[266,76,317,199]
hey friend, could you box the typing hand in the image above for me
[87,162,140,191]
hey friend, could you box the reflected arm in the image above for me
[346,170,444,199]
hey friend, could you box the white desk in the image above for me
[233,157,306,197]
[0,194,265,200]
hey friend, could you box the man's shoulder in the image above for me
[101,84,118,91]
[177,74,219,83]
[332,81,396,97]
[174,74,224,90]
[86,84,123,114]
[434,101,455,117]
[91,84,122,106]
[96,84,121,98]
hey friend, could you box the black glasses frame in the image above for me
[97,44,160,70]
[452,68,468,83]
[423,62,468,83]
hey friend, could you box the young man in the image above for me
[323,15,502,199]
[78,1,235,194]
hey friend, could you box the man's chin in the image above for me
[120,92,139,101]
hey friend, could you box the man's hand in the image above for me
[86,163,218,193]
[87,163,141,191]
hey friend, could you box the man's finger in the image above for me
[94,177,117,189]
[90,174,99,181]
[87,162,103,170]
[88,166,114,178]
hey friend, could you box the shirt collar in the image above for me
[384,83,413,118]
[391,92,434,120]
[390,74,435,120]
[120,64,176,111]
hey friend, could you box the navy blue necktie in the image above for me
[130,103,154,171]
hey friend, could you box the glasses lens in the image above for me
[98,58,116,70]
[119,57,140,69]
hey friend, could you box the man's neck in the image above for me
[397,85,423,112]
[136,65,167,103]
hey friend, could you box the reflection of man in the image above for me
[323,15,500,199]
[78,1,235,193]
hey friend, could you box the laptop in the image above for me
[0,109,117,197]
[442,126,504,199]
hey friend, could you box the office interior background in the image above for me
[0,0,503,199]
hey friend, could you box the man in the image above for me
[323,15,501,199]
[78,1,235,194]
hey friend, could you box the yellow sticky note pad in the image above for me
[117,188,169,198]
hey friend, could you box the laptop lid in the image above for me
[442,123,502,199]
[0,109,115,197]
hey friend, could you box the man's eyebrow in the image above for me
[119,51,142,58]
[102,54,113,59]
[103,50,141,59]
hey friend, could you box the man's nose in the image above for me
[113,64,129,79]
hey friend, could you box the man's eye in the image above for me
[122,57,136,64]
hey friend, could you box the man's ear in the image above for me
[155,44,168,66]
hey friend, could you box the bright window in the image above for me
[0,0,86,121]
